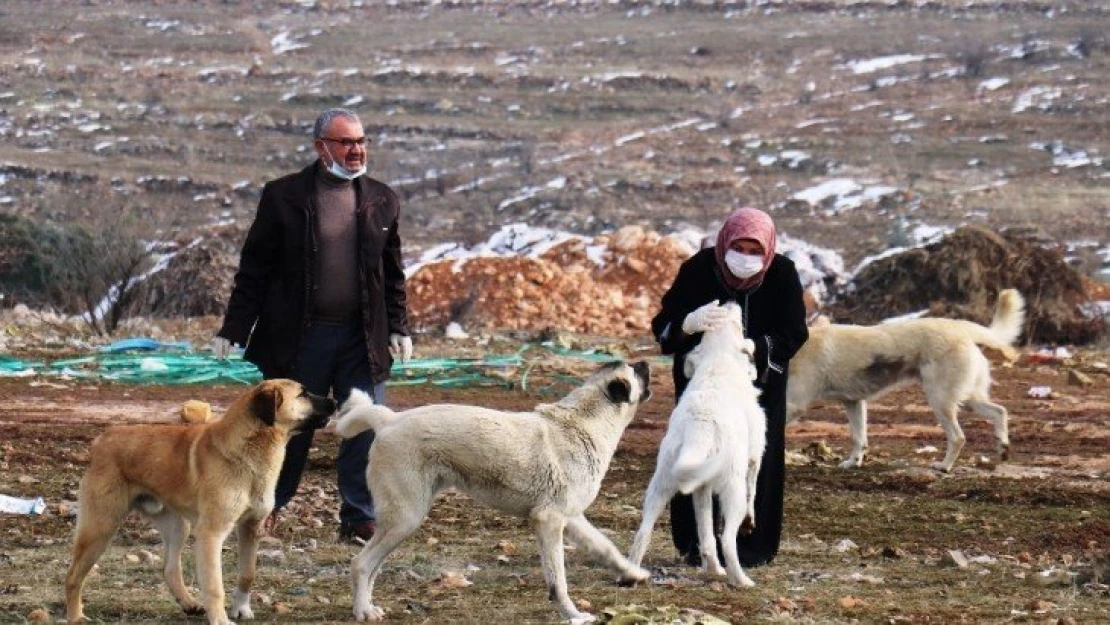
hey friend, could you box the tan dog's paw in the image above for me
[179,600,204,615]
[180,400,212,424]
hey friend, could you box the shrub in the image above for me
[0,213,153,335]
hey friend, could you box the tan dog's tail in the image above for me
[335,389,396,438]
[972,288,1025,360]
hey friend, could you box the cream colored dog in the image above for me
[628,301,765,587]
[787,289,1024,472]
[335,360,653,624]
[65,380,336,625]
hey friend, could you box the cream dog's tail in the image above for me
[335,389,397,438]
[969,288,1025,360]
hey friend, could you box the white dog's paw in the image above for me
[729,572,756,588]
[230,590,254,620]
[354,603,385,621]
[838,456,863,469]
[740,515,756,536]
[568,611,596,625]
[931,461,953,473]
[616,565,650,586]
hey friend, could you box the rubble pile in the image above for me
[827,226,1106,344]
[406,226,693,337]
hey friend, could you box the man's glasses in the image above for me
[320,136,369,149]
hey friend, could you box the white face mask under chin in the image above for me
[323,148,366,180]
[724,250,764,279]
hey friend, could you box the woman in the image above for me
[651,206,809,567]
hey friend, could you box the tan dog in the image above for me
[787,289,1024,472]
[335,360,653,625]
[65,379,336,625]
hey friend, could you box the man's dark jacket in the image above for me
[218,162,410,382]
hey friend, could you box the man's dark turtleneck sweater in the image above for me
[312,167,360,323]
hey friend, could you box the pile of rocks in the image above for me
[406,226,694,338]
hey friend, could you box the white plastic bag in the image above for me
[0,493,46,515]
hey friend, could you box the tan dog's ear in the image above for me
[249,384,284,426]
[604,377,632,404]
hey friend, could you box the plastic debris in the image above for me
[0,493,47,515]
[1028,386,1053,398]
[100,338,192,353]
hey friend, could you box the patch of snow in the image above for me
[271,31,310,55]
[843,54,928,75]
[794,179,864,205]
[977,77,1010,92]
[1012,86,1061,114]
[851,224,952,277]
[1030,140,1103,168]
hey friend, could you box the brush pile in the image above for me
[826,226,1105,344]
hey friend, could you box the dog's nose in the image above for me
[309,393,338,414]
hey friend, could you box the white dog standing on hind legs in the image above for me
[786,288,1025,472]
[334,360,653,624]
[629,301,766,588]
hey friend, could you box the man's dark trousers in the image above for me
[273,321,385,525]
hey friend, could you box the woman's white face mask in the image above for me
[724,250,764,279]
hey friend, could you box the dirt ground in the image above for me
[0,346,1106,624]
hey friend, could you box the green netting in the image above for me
[46,354,265,385]
[0,355,42,376]
[0,341,654,389]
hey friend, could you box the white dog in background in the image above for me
[787,289,1025,472]
[335,361,653,625]
[628,301,765,588]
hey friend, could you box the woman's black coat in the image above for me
[651,247,809,566]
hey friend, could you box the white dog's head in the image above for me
[683,301,757,382]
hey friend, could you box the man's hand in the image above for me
[682,300,729,335]
[210,337,239,360]
[389,333,413,364]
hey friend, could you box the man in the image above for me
[212,108,413,543]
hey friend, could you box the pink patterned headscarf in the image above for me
[714,207,777,291]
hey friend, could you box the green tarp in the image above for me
[0,340,649,390]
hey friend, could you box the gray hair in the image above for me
[313,108,361,140]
